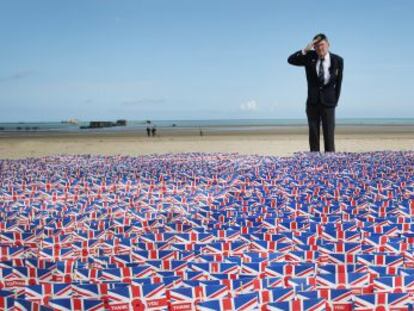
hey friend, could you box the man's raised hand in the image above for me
[303,39,319,54]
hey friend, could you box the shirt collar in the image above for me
[318,52,330,63]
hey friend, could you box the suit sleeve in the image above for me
[287,50,308,66]
[336,57,344,101]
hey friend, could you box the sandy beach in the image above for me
[1,125,413,159]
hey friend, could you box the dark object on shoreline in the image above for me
[115,119,127,126]
[151,126,157,137]
[0,127,4,131]
[80,120,127,129]
[89,121,114,129]
[146,127,151,137]
[172,123,176,127]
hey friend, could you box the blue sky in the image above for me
[1,0,413,122]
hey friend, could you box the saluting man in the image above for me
[288,33,344,152]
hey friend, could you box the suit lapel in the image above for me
[310,54,318,79]
[327,54,337,85]
[329,54,336,76]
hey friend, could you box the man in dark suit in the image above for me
[288,33,343,152]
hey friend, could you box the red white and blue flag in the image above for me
[1,152,414,309]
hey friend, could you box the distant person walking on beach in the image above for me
[146,126,151,137]
[288,33,343,152]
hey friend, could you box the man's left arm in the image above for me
[336,57,344,102]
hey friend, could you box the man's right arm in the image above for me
[287,50,309,66]
[288,40,315,66]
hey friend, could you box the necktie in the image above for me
[318,58,325,85]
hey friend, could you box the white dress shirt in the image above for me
[316,52,331,85]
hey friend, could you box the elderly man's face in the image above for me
[314,40,329,58]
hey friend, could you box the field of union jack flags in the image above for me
[1,151,414,311]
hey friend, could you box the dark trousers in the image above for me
[306,104,336,152]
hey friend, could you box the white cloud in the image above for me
[240,100,257,111]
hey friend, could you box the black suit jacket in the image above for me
[288,50,343,107]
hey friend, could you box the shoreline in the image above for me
[1,124,414,138]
